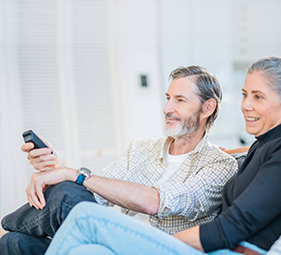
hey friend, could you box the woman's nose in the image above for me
[241,97,253,111]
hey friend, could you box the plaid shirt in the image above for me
[94,135,238,234]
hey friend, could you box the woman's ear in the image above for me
[202,98,217,118]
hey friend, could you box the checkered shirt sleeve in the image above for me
[94,136,238,234]
[152,145,238,234]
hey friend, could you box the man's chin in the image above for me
[163,126,182,137]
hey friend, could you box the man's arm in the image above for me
[26,138,162,212]
[26,167,160,214]
[84,175,160,214]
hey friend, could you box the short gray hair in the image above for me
[247,56,281,100]
[169,66,222,131]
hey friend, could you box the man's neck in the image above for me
[169,129,205,155]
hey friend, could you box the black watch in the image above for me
[75,167,92,185]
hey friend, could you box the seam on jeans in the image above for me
[55,216,185,255]
[17,206,58,233]
[17,201,75,233]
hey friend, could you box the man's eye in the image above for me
[242,93,247,98]
[178,99,184,102]
[166,97,170,101]
[255,95,261,100]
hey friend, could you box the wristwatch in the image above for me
[75,167,92,185]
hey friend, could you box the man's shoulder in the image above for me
[203,141,238,162]
[197,142,238,175]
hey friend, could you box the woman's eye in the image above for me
[166,97,170,101]
[178,99,184,102]
[242,93,247,97]
[255,95,261,100]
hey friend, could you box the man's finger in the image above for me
[29,148,52,158]
[21,142,34,152]
[26,175,42,210]
[31,161,56,171]
[29,154,56,165]
[36,185,46,209]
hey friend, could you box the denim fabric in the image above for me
[0,181,97,255]
[0,232,52,255]
[209,241,267,255]
[45,202,267,255]
[68,245,115,255]
[267,236,281,255]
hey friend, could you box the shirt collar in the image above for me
[160,133,209,159]
[255,123,281,146]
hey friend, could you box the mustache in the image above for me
[165,113,181,121]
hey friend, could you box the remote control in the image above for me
[22,130,52,153]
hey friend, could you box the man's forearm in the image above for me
[83,174,160,215]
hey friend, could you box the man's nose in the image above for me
[163,100,175,115]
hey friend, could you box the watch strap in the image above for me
[75,174,85,185]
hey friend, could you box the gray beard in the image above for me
[163,110,201,139]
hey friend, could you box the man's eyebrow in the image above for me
[165,93,188,100]
[175,95,188,100]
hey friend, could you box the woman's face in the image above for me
[241,71,281,137]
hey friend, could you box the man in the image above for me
[0,66,237,254]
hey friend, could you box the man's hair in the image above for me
[169,66,222,131]
[247,56,281,101]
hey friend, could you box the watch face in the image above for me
[80,167,92,177]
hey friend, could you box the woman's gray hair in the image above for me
[247,56,281,100]
[169,66,222,131]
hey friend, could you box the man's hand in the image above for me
[21,137,64,171]
[26,168,77,210]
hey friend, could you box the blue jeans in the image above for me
[0,181,97,255]
[45,202,267,255]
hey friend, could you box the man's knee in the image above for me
[45,181,97,208]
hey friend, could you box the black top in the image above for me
[200,124,281,252]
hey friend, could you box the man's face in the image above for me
[163,77,203,138]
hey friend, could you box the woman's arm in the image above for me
[173,226,204,251]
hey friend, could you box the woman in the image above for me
[45,56,281,255]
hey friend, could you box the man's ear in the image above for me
[202,98,216,118]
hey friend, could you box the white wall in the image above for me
[0,0,163,219]
[1,0,281,219]
[109,0,163,149]
[0,0,27,219]
[159,0,239,148]
[159,0,281,148]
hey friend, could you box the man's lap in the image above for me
[1,181,97,237]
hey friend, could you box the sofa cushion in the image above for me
[231,152,247,169]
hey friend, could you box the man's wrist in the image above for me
[63,168,78,182]
[75,167,92,185]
